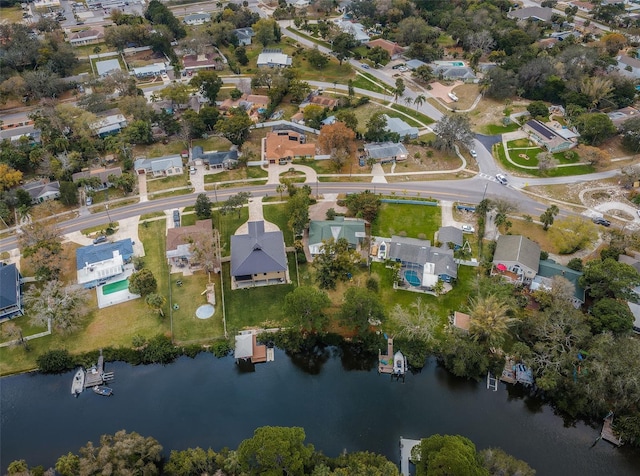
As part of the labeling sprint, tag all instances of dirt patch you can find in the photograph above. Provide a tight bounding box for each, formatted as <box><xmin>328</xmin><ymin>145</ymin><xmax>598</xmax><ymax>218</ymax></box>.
<box><xmin>468</xmin><ymin>98</ymin><xmax>529</xmax><ymax>129</ymax></box>
<box><xmin>309</xmin><ymin>200</ymin><xmax>348</xmax><ymax>221</ymax></box>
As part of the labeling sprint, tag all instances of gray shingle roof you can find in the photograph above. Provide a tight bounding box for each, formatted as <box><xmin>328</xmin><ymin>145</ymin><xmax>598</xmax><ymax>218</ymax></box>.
<box><xmin>364</xmin><ymin>142</ymin><xmax>408</xmax><ymax>159</ymax></box>
<box><xmin>231</xmin><ymin>221</ymin><xmax>287</xmax><ymax>276</ymax></box>
<box><xmin>0</xmin><ymin>263</ymin><xmax>21</xmax><ymax>312</ymax></box>
<box><xmin>437</xmin><ymin>226</ymin><xmax>463</xmax><ymax>247</ymax></box>
<box><xmin>192</xmin><ymin>146</ymin><xmax>239</xmax><ymax>166</ymax></box>
<box><xmin>76</xmin><ymin>239</ymin><xmax>134</xmax><ymax>270</ymax></box>
<box><xmin>387</xmin><ymin>236</ymin><xmax>457</xmax><ymax>279</ymax></box>
<box><xmin>493</xmin><ymin>235</ymin><xmax>540</xmax><ymax>273</ymax></box>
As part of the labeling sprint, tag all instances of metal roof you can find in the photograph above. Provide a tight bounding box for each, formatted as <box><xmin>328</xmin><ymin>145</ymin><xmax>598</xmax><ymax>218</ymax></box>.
<box><xmin>231</xmin><ymin>221</ymin><xmax>287</xmax><ymax>276</ymax></box>
<box><xmin>0</xmin><ymin>264</ymin><xmax>21</xmax><ymax>312</ymax></box>
<box><xmin>76</xmin><ymin>239</ymin><xmax>134</xmax><ymax>270</ymax></box>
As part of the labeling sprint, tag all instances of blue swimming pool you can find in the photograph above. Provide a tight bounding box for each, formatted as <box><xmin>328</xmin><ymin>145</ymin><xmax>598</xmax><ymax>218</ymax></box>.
<box><xmin>404</xmin><ymin>270</ymin><xmax>421</xmax><ymax>287</ymax></box>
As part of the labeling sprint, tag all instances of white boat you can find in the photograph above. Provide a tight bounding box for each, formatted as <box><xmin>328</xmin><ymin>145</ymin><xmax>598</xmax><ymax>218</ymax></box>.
<box><xmin>393</xmin><ymin>351</ymin><xmax>407</xmax><ymax>376</ymax></box>
<box><xmin>71</xmin><ymin>368</ymin><xmax>85</xmax><ymax>397</ymax></box>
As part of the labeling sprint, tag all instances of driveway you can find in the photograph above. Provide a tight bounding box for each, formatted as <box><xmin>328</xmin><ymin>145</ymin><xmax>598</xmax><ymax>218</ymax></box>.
<box><xmin>234</xmin><ymin>196</ymin><xmax>280</xmax><ymax>234</ymax></box>
<box><xmin>266</xmin><ymin>163</ymin><xmax>318</xmax><ymax>185</ymax></box>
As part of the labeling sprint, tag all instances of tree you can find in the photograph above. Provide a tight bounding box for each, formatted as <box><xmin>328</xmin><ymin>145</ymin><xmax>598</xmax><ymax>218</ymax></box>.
<box><xmin>313</xmin><ymin>238</ymin><xmax>360</xmax><ymax>290</ymax></box>
<box><xmin>191</xmin><ymin>70</ymin><xmax>223</xmax><ymax>103</ymax></box>
<box><xmin>339</xmin><ymin>287</ymin><xmax>385</xmax><ymax>333</ymax></box>
<box><xmin>367</xmin><ymin>46</ymin><xmax>390</xmax><ymax>65</ymax></box>
<box><xmin>396</xmin><ymin>17</ymin><xmax>432</xmax><ymax>46</ymax></box>
<box><xmin>188</xmin><ymin>228</ymin><xmax>220</xmax><ymax>273</ymax></box>
<box><xmin>590</xmin><ymin>297</ymin><xmax>634</xmax><ymax>334</ymax></box>
<box><xmin>237</xmin><ymin>426</ymin><xmax>313</xmax><ymax>476</ymax></box>
<box><xmin>195</xmin><ymin>193</ymin><xmax>212</xmax><ymax>219</ymax></box>
<box><xmin>215</xmin><ymin>108</ymin><xmax>252</xmax><ymax>146</ymax></box>
<box><xmin>415</xmin><ymin>434</ymin><xmax>487</xmax><ymax>476</ymax></box>
<box><xmin>165</xmin><ymin>447</ymin><xmax>219</xmax><ymax>476</ymax></box>
<box><xmin>468</xmin><ymin>295</ymin><xmax>514</xmax><ymax>350</ymax></box>
<box><xmin>109</xmin><ymin>173</ymin><xmax>136</xmax><ymax>194</ymax></box>
<box><xmin>540</xmin><ymin>205</ymin><xmax>559</xmax><ymax>230</ymax></box>
<box><xmin>391</xmin><ymin>298</ymin><xmax>439</xmax><ymax>346</ymax></box>
<box><xmin>19</xmin><ymin>222</ymin><xmax>63</xmax><ymax>281</ymax></box>
<box><xmin>128</xmin><ymin>268</ymin><xmax>158</xmax><ymax>296</ymax></box>
<box><xmin>124</xmin><ymin>119</ymin><xmax>154</xmax><ymax>145</ymax></box>
<box><xmin>601</xmin><ymin>32</ymin><xmax>626</xmax><ymax>56</ymax></box>
<box><xmin>221</xmin><ymin>191</ymin><xmax>251</xmax><ymax>218</ymax></box>
<box><xmin>303</xmin><ymin>104</ymin><xmax>326</xmax><ymax>130</ymax></box>
<box><xmin>548</xmin><ymin>217</ymin><xmax>598</xmax><ymax>254</ymax></box>
<box><xmin>345</xmin><ymin>190</ymin><xmax>380</xmax><ymax>222</ymax></box>
<box><xmin>36</xmin><ymin>349</ymin><xmax>74</xmax><ymax>373</ymax></box>
<box><xmin>234</xmin><ymin>45</ymin><xmax>249</xmax><ymax>65</ymax></box>
<box><xmin>306</xmin><ymin>47</ymin><xmax>329</xmax><ymax>69</ymax></box>
<box><xmin>0</xmin><ymin>163</ymin><xmax>23</xmax><ymax>190</ymax></box>
<box><xmin>394</xmin><ymin>78</ymin><xmax>405</xmax><ymax>103</ymax></box>
<box><xmin>284</xmin><ymin>286</ymin><xmax>331</xmax><ymax>332</ymax></box>
<box><xmin>536</xmin><ymin>152</ymin><xmax>558</xmax><ymax>174</ymax></box>
<box><xmin>318</xmin><ymin>122</ymin><xmax>356</xmax><ymax>155</ymax></box>
<box><xmin>364</xmin><ymin>112</ymin><xmax>392</xmax><ymax>142</ymax></box>
<box><xmin>479</xmin><ymin>448</ymin><xmax>535</xmax><ymax>476</ymax></box>
<box><xmin>24</xmin><ymin>280</ymin><xmax>89</xmax><ymax>334</ymax></box>
<box><xmin>146</xmin><ymin>293</ymin><xmax>167</xmax><ymax>317</ymax></box>
<box><xmin>288</xmin><ymin>79</ymin><xmax>311</xmax><ymax>103</ymax></box>
<box><xmin>253</xmin><ymin>18</ymin><xmax>277</xmax><ymax>46</ymax></box>
<box><xmin>620</xmin><ymin>116</ymin><xmax>640</xmax><ymax>153</ymax></box>
<box><xmin>332</xmin><ymin>32</ymin><xmax>357</xmax><ymax>65</ymax></box>
<box><xmin>335</xmin><ymin>110</ymin><xmax>358</xmax><ymax>132</ymax></box>
<box><xmin>55</xmin><ymin>452</ymin><xmax>80</xmax><ymax>476</ymax></box>
<box><xmin>579</xmin><ymin>258</ymin><xmax>640</xmax><ymax>301</ymax></box>
<box><xmin>286</xmin><ymin>187</ymin><xmax>310</xmax><ymax>236</ymax></box>
<box><xmin>527</xmin><ymin>101</ymin><xmax>549</xmax><ymax>119</ymax></box>
<box><xmin>433</xmin><ymin>114</ymin><xmax>474</xmax><ymax>152</ymax></box>
<box><xmin>412</xmin><ymin>66</ymin><xmax>434</xmax><ymax>84</ymax></box>
<box><xmin>78</xmin><ymin>430</ymin><xmax>162</xmax><ymax>475</ymax></box>
<box><xmin>58</xmin><ymin>181</ymin><xmax>78</xmax><ymax>206</ymax></box>
<box><xmin>576</xmin><ymin>144</ymin><xmax>609</xmax><ymax>167</ymax></box>
<box><xmin>573</xmin><ymin>113</ymin><xmax>617</xmax><ymax>146</ymax></box>
<box><xmin>483</xmin><ymin>67</ymin><xmax>518</xmax><ymax>100</ymax></box>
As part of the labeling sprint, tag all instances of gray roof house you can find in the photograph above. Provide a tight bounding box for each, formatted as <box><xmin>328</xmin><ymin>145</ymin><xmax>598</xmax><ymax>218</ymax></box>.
<box><xmin>134</xmin><ymin>155</ymin><xmax>183</xmax><ymax>177</ymax></box>
<box><xmin>523</xmin><ymin>119</ymin><xmax>578</xmax><ymax>153</ymax></box>
<box><xmin>0</xmin><ymin>263</ymin><xmax>24</xmax><ymax>320</ymax></box>
<box><xmin>384</xmin><ymin>236</ymin><xmax>458</xmax><ymax>289</ymax></box>
<box><xmin>616</xmin><ymin>55</ymin><xmax>640</xmax><ymax>79</ymax></box>
<box><xmin>406</xmin><ymin>59</ymin><xmax>427</xmax><ymax>70</ymax></box>
<box><xmin>364</xmin><ymin>142</ymin><xmax>408</xmax><ymax>163</ymax></box>
<box><xmin>192</xmin><ymin>146</ymin><xmax>239</xmax><ymax>169</ymax></box>
<box><xmin>308</xmin><ymin>217</ymin><xmax>366</xmax><ymax>255</ymax></box>
<box><xmin>508</xmin><ymin>6</ymin><xmax>554</xmax><ymax>21</ymax></box>
<box><xmin>72</xmin><ymin>166</ymin><xmax>122</xmax><ymax>190</ymax></box>
<box><xmin>492</xmin><ymin>235</ymin><xmax>540</xmax><ymax>284</ymax></box>
<box><xmin>431</xmin><ymin>63</ymin><xmax>476</xmax><ymax>81</ymax></box>
<box><xmin>230</xmin><ymin>221</ymin><xmax>289</xmax><ymax>289</ymax></box>
<box><xmin>530</xmin><ymin>259</ymin><xmax>586</xmax><ymax>308</ymax></box>
<box><xmin>257</xmin><ymin>49</ymin><xmax>292</xmax><ymax>68</ymax></box>
<box><xmin>76</xmin><ymin>238</ymin><xmax>134</xmax><ymax>288</ymax></box>
<box><xmin>234</xmin><ymin>27</ymin><xmax>255</xmax><ymax>46</ymax></box>
<box><xmin>95</xmin><ymin>59</ymin><xmax>122</xmax><ymax>77</ymax></box>
<box><xmin>21</xmin><ymin>180</ymin><xmax>60</xmax><ymax>204</ymax></box>
<box><xmin>384</xmin><ymin>115</ymin><xmax>418</xmax><ymax>139</ymax></box>
<box><xmin>183</xmin><ymin>12</ymin><xmax>211</xmax><ymax>25</ymax></box>
<box><xmin>436</xmin><ymin>226</ymin><xmax>463</xmax><ymax>249</ymax></box>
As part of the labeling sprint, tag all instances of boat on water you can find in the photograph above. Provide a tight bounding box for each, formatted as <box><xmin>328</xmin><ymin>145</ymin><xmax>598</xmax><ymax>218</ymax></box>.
<box><xmin>393</xmin><ymin>351</ymin><xmax>407</xmax><ymax>376</ymax></box>
<box><xmin>92</xmin><ymin>385</ymin><xmax>113</xmax><ymax>396</ymax></box>
<box><xmin>71</xmin><ymin>368</ymin><xmax>85</xmax><ymax>397</ymax></box>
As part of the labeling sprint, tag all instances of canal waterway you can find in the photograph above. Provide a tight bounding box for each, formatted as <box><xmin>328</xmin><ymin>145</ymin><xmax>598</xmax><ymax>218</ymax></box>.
<box><xmin>1</xmin><ymin>350</ymin><xmax>639</xmax><ymax>475</ymax></box>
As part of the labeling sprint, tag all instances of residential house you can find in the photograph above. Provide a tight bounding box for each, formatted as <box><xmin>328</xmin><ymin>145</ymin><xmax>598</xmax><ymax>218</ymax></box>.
<box><xmin>192</xmin><ymin>146</ymin><xmax>239</xmax><ymax>169</ymax></box>
<box><xmin>76</xmin><ymin>239</ymin><xmax>134</xmax><ymax>288</ymax></box>
<box><xmin>91</xmin><ymin>114</ymin><xmax>127</xmax><ymax>137</ymax></box>
<box><xmin>431</xmin><ymin>62</ymin><xmax>476</xmax><ymax>82</ymax></box>
<box><xmin>72</xmin><ymin>167</ymin><xmax>122</xmax><ymax>191</ymax></box>
<box><xmin>507</xmin><ymin>6</ymin><xmax>554</xmax><ymax>21</ymax></box>
<box><xmin>234</xmin><ymin>329</ymin><xmax>268</xmax><ymax>363</ymax></box>
<box><xmin>182</xmin><ymin>52</ymin><xmax>222</xmax><ymax>73</ymax></box>
<box><xmin>436</xmin><ymin>226</ymin><xmax>463</xmax><ymax>249</ymax></box>
<box><xmin>522</xmin><ymin>119</ymin><xmax>578</xmax><ymax>153</ymax></box>
<box><xmin>306</xmin><ymin>95</ymin><xmax>339</xmax><ymax>109</ymax></box>
<box><xmin>134</xmin><ymin>155</ymin><xmax>183</xmax><ymax>176</ymax></box>
<box><xmin>291</xmin><ymin>111</ymin><xmax>305</xmax><ymax>124</ymax></box>
<box><xmin>608</xmin><ymin>106</ymin><xmax>640</xmax><ymax>128</ymax></box>
<box><xmin>263</xmin><ymin>130</ymin><xmax>316</xmax><ymax>164</ymax></box>
<box><xmin>321</xmin><ymin>115</ymin><xmax>337</xmax><ymax>126</ymax></box>
<box><xmin>131</xmin><ymin>63</ymin><xmax>167</xmax><ymax>79</ymax></box>
<box><xmin>230</xmin><ymin>221</ymin><xmax>289</xmax><ymax>289</ymax></box>
<box><xmin>335</xmin><ymin>19</ymin><xmax>370</xmax><ymax>43</ymax></box>
<box><xmin>366</xmin><ymin>38</ymin><xmax>404</xmax><ymax>60</ymax></box>
<box><xmin>257</xmin><ymin>49</ymin><xmax>292</xmax><ymax>68</ymax></box>
<box><xmin>218</xmin><ymin>93</ymin><xmax>269</xmax><ymax>120</ymax></box>
<box><xmin>233</xmin><ymin>27</ymin><xmax>255</xmax><ymax>46</ymax></box>
<box><xmin>616</xmin><ymin>55</ymin><xmax>640</xmax><ymax>79</ymax></box>
<box><xmin>529</xmin><ymin>259</ymin><xmax>586</xmax><ymax>308</ymax></box>
<box><xmin>619</xmin><ymin>252</ymin><xmax>640</xmax><ymax>274</ymax></box>
<box><xmin>364</xmin><ymin>142</ymin><xmax>408</xmax><ymax>163</ymax></box>
<box><xmin>68</xmin><ymin>28</ymin><xmax>104</xmax><ymax>46</ymax></box>
<box><xmin>307</xmin><ymin>217</ymin><xmax>366</xmax><ymax>255</ymax></box>
<box><xmin>166</xmin><ymin>219</ymin><xmax>212</xmax><ymax>268</ymax></box>
<box><xmin>385</xmin><ymin>236</ymin><xmax>458</xmax><ymax>288</ymax></box>
<box><xmin>492</xmin><ymin>235</ymin><xmax>540</xmax><ymax>284</ymax></box>
<box><xmin>0</xmin><ymin>263</ymin><xmax>24</xmax><ymax>320</ymax></box>
<box><xmin>95</xmin><ymin>59</ymin><xmax>122</xmax><ymax>77</ymax></box>
<box><xmin>20</xmin><ymin>180</ymin><xmax>60</xmax><ymax>204</ymax></box>
<box><xmin>383</xmin><ymin>115</ymin><xmax>418</xmax><ymax>140</ymax></box>
<box><xmin>183</xmin><ymin>12</ymin><xmax>211</xmax><ymax>25</ymax></box>
<box><xmin>33</xmin><ymin>0</ymin><xmax>61</xmax><ymax>10</ymax></box>
<box><xmin>406</xmin><ymin>59</ymin><xmax>427</xmax><ymax>70</ymax></box>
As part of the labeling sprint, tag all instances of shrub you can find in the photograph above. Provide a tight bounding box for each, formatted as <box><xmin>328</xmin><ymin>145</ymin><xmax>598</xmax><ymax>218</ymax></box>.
<box><xmin>182</xmin><ymin>344</ymin><xmax>203</xmax><ymax>358</ymax></box>
<box><xmin>36</xmin><ymin>349</ymin><xmax>74</xmax><ymax>373</ymax></box>
<box><xmin>210</xmin><ymin>340</ymin><xmax>233</xmax><ymax>357</ymax></box>
<box><xmin>141</xmin><ymin>334</ymin><xmax>178</xmax><ymax>364</ymax></box>
<box><xmin>366</xmin><ymin>277</ymin><xmax>379</xmax><ymax>293</ymax></box>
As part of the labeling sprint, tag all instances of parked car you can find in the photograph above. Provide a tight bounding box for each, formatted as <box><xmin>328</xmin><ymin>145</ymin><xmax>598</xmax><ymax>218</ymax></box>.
<box><xmin>495</xmin><ymin>173</ymin><xmax>508</xmax><ymax>185</ymax></box>
<box><xmin>592</xmin><ymin>217</ymin><xmax>611</xmax><ymax>227</ymax></box>
<box><xmin>448</xmin><ymin>92</ymin><xmax>458</xmax><ymax>102</ymax></box>
<box><xmin>461</xmin><ymin>225</ymin><xmax>475</xmax><ymax>233</ymax></box>
<box><xmin>85</xmin><ymin>196</ymin><xmax>93</xmax><ymax>206</ymax></box>
<box><xmin>361</xmin><ymin>63</ymin><xmax>370</xmax><ymax>69</ymax></box>
<box><xmin>93</xmin><ymin>235</ymin><xmax>107</xmax><ymax>244</ymax></box>
<box><xmin>469</xmin><ymin>150</ymin><xmax>477</xmax><ymax>158</ymax></box>
<box><xmin>173</xmin><ymin>209</ymin><xmax>180</xmax><ymax>227</ymax></box>
<box><xmin>189</xmin><ymin>166</ymin><xmax>196</xmax><ymax>175</ymax></box>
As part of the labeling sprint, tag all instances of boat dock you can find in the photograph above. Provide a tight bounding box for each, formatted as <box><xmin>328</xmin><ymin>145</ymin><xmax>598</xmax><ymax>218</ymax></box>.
<box><xmin>84</xmin><ymin>350</ymin><xmax>115</xmax><ymax>388</ymax></box>
<box><xmin>601</xmin><ymin>412</ymin><xmax>623</xmax><ymax>447</ymax></box>
<box><xmin>379</xmin><ymin>338</ymin><xmax>395</xmax><ymax>374</ymax></box>
<box><xmin>399</xmin><ymin>437</ymin><xmax>421</xmax><ymax>476</ymax></box>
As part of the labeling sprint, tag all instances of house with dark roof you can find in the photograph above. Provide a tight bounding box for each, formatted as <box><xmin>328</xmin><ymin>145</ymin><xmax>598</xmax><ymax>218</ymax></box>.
<box><xmin>72</xmin><ymin>167</ymin><xmax>122</xmax><ymax>191</ymax></box>
<box><xmin>182</xmin><ymin>52</ymin><xmax>222</xmax><ymax>73</ymax></box>
<box><xmin>383</xmin><ymin>115</ymin><xmax>418</xmax><ymax>140</ymax></box>
<box><xmin>192</xmin><ymin>146</ymin><xmax>239</xmax><ymax>169</ymax></box>
<box><xmin>234</xmin><ymin>28</ymin><xmax>255</xmax><ymax>46</ymax></box>
<box><xmin>492</xmin><ymin>235</ymin><xmax>540</xmax><ymax>284</ymax></box>
<box><xmin>436</xmin><ymin>226</ymin><xmax>463</xmax><ymax>249</ymax></box>
<box><xmin>76</xmin><ymin>239</ymin><xmax>134</xmax><ymax>288</ymax></box>
<box><xmin>166</xmin><ymin>219</ymin><xmax>212</xmax><ymax>269</ymax></box>
<box><xmin>364</xmin><ymin>142</ymin><xmax>408</xmax><ymax>163</ymax></box>
<box><xmin>21</xmin><ymin>180</ymin><xmax>60</xmax><ymax>204</ymax></box>
<box><xmin>384</xmin><ymin>236</ymin><xmax>458</xmax><ymax>289</ymax></box>
<box><xmin>523</xmin><ymin>119</ymin><xmax>578</xmax><ymax>153</ymax></box>
<box><xmin>230</xmin><ymin>221</ymin><xmax>289</xmax><ymax>289</ymax></box>
<box><xmin>134</xmin><ymin>155</ymin><xmax>183</xmax><ymax>176</ymax></box>
<box><xmin>431</xmin><ymin>63</ymin><xmax>476</xmax><ymax>82</ymax></box>
<box><xmin>308</xmin><ymin>217</ymin><xmax>366</xmax><ymax>256</ymax></box>
<box><xmin>0</xmin><ymin>263</ymin><xmax>24</xmax><ymax>320</ymax></box>
<box><xmin>530</xmin><ymin>259</ymin><xmax>586</xmax><ymax>308</ymax></box>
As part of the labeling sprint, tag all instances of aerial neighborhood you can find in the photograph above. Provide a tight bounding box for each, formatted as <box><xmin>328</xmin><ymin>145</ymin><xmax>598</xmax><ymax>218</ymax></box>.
<box><xmin>2</xmin><ymin>0</ymin><xmax>640</xmax><ymax>471</ymax></box>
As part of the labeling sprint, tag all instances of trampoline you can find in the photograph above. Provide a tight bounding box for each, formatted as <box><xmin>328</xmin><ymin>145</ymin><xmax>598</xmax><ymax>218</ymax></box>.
<box><xmin>196</xmin><ymin>304</ymin><xmax>215</xmax><ymax>319</ymax></box>
<box><xmin>404</xmin><ymin>270</ymin><xmax>421</xmax><ymax>287</ymax></box>
<box><xmin>102</xmin><ymin>279</ymin><xmax>129</xmax><ymax>295</ymax></box>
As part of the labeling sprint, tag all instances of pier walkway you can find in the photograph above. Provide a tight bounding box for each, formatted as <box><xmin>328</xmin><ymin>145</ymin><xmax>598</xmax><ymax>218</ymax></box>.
<box><xmin>379</xmin><ymin>338</ymin><xmax>395</xmax><ymax>374</ymax></box>
<box><xmin>399</xmin><ymin>437</ymin><xmax>421</xmax><ymax>476</ymax></box>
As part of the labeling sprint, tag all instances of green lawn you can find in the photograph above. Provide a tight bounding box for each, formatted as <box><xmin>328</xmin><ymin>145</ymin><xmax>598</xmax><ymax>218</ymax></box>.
<box><xmin>292</xmin><ymin>158</ymin><xmax>336</xmax><ymax>174</ymax></box>
<box><xmin>203</xmin><ymin>167</ymin><xmax>268</xmax><ymax>184</ymax></box>
<box><xmin>213</xmin><ymin>208</ymin><xmax>249</xmax><ymax>256</ymax></box>
<box><xmin>263</xmin><ymin>203</ymin><xmax>294</xmax><ymax>246</ymax></box>
<box><xmin>390</xmin><ymin>104</ymin><xmax>436</xmax><ymax>125</ymax></box>
<box><xmin>146</xmin><ymin>174</ymin><xmax>189</xmax><ymax>193</ymax></box>
<box><xmin>478</xmin><ymin>123</ymin><xmax>521</xmax><ymax>135</ymax></box>
<box><xmin>371</xmin><ymin>203</ymin><xmax>442</xmax><ymax>239</ymax></box>
<box><xmin>351</xmin><ymin>73</ymin><xmax>394</xmax><ymax>95</ymax></box>
<box><xmin>286</xmin><ymin>27</ymin><xmax>331</xmax><ymax>48</ymax></box>
<box><xmin>495</xmin><ymin>143</ymin><xmax>595</xmax><ymax>178</ymax></box>
<box><xmin>295</xmin><ymin>56</ymin><xmax>355</xmax><ymax>83</ymax></box>
<box><xmin>149</xmin><ymin>188</ymin><xmax>194</xmax><ymax>200</ymax></box>
<box><xmin>3</xmin><ymin>5</ymin><xmax>25</xmax><ymax>22</ymax></box>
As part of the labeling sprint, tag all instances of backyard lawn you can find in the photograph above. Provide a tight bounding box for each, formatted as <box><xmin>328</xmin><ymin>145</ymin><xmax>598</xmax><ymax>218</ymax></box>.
<box><xmin>371</xmin><ymin>203</ymin><xmax>442</xmax><ymax>239</ymax></box>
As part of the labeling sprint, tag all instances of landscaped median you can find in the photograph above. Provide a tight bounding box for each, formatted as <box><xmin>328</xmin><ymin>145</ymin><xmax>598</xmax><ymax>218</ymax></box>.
<box><xmin>494</xmin><ymin>142</ymin><xmax>595</xmax><ymax>177</ymax></box>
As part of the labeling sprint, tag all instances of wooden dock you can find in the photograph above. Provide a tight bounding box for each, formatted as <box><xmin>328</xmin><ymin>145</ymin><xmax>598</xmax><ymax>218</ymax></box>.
<box><xmin>84</xmin><ymin>350</ymin><xmax>115</xmax><ymax>388</ymax></box>
<box><xmin>399</xmin><ymin>437</ymin><xmax>421</xmax><ymax>476</ymax></box>
<box><xmin>378</xmin><ymin>338</ymin><xmax>395</xmax><ymax>374</ymax></box>
<box><xmin>601</xmin><ymin>413</ymin><xmax>623</xmax><ymax>447</ymax></box>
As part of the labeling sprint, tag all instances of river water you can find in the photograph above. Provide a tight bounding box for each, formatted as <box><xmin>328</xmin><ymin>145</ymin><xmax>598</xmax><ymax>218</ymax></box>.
<box><xmin>1</xmin><ymin>350</ymin><xmax>639</xmax><ymax>475</ymax></box>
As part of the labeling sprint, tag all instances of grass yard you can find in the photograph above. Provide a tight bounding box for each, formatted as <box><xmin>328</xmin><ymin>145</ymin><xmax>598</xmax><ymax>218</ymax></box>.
<box><xmin>292</xmin><ymin>158</ymin><xmax>337</xmax><ymax>174</ymax></box>
<box><xmin>478</xmin><ymin>123</ymin><xmax>522</xmax><ymax>135</ymax></box>
<box><xmin>352</xmin><ymin>103</ymin><xmax>396</xmax><ymax>134</ymax></box>
<box><xmin>3</xmin><ymin>5</ymin><xmax>25</xmax><ymax>22</ymax></box>
<box><xmin>192</xmin><ymin>136</ymin><xmax>233</xmax><ymax>151</ymax></box>
<box><xmin>390</xmin><ymin>104</ymin><xmax>435</xmax><ymax>126</ymax></box>
<box><xmin>371</xmin><ymin>203</ymin><xmax>441</xmax><ymax>239</ymax></box>
<box><xmin>146</xmin><ymin>174</ymin><xmax>189</xmax><ymax>193</ymax></box>
<box><xmin>286</xmin><ymin>27</ymin><xmax>331</xmax><ymax>48</ymax></box>
<box><xmin>352</xmin><ymin>73</ymin><xmax>394</xmax><ymax>95</ymax></box>
<box><xmin>495</xmin><ymin>143</ymin><xmax>595</xmax><ymax>178</ymax></box>
<box><xmin>203</xmin><ymin>167</ymin><xmax>268</xmax><ymax>184</ymax></box>
<box><xmin>149</xmin><ymin>188</ymin><xmax>194</xmax><ymax>200</ymax></box>
<box><xmin>263</xmin><ymin>203</ymin><xmax>294</xmax><ymax>246</ymax></box>
<box><xmin>295</xmin><ymin>57</ymin><xmax>355</xmax><ymax>83</ymax></box>
<box><xmin>507</xmin><ymin>219</ymin><xmax>561</xmax><ymax>254</ymax></box>
<box><xmin>135</xmin><ymin>142</ymin><xmax>188</xmax><ymax>158</ymax></box>
<box><xmin>213</xmin><ymin>208</ymin><xmax>249</xmax><ymax>256</ymax></box>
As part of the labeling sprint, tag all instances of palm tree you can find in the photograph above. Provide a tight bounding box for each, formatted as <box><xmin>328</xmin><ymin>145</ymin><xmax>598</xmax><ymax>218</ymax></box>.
<box><xmin>403</xmin><ymin>96</ymin><xmax>413</xmax><ymax>108</ymax></box>
<box><xmin>146</xmin><ymin>293</ymin><xmax>167</xmax><ymax>317</ymax></box>
<box><xmin>468</xmin><ymin>294</ymin><xmax>514</xmax><ymax>350</ymax></box>
<box><xmin>276</xmin><ymin>184</ymin><xmax>285</xmax><ymax>201</ymax></box>
<box><xmin>414</xmin><ymin>94</ymin><xmax>426</xmax><ymax>112</ymax></box>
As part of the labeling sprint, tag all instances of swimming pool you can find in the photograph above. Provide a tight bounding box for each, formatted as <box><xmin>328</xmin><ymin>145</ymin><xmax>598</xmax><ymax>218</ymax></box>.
<box><xmin>102</xmin><ymin>279</ymin><xmax>129</xmax><ymax>295</ymax></box>
<box><xmin>404</xmin><ymin>270</ymin><xmax>421</xmax><ymax>287</ymax></box>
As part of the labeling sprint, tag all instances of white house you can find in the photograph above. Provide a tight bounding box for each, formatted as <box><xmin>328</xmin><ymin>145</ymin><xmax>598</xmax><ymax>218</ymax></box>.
<box><xmin>616</xmin><ymin>55</ymin><xmax>640</xmax><ymax>78</ymax></box>
<box><xmin>95</xmin><ymin>59</ymin><xmax>122</xmax><ymax>77</ymax></box>
<box><xmin>257</xmin><ymin>49</ymin><xmax>292</xmax><ymax>68</ymax></box>
<box><xmin>134</xmin><ymin>155</ymin><xmax>183</xmax><ymax>176</ymax></box>
<box><xmin>91</xmin><ymin>114</ymin><xmax>128</xmax><ymax>137</ymax></box>
<box><xmin>335</xmin><ymin>19</ymin><xmax>370</xmax><ymax>43</ymax></box>
<box><xmin>183</xmin><ymin>12</ymin><xmax>211</xmax><ymax>25</ymax></box>
<box><xmin>233</xmin><ymin>28</ymin><xmax>255</xmax><ymax>46</ymax></box>
<box><xmin>131</xmin><ymin>63</ymin><xmax>167</xmax><ymax>79</ymax></box>
<box><xmin>76</xmin><ymin>239</ymin><xmax>134</xmax><ymax>289</ymax></box>
<box><xmin>384</xmin><ymin>115</ymin><xmax>418</xmax><ymax>140</ymax></box>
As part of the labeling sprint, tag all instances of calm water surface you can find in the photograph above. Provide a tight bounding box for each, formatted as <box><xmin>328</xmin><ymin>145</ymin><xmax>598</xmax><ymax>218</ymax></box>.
<box><xmin>1</xmin><ymin>350</ymin><xmax>639</xmax><ymax>475</ymax></box>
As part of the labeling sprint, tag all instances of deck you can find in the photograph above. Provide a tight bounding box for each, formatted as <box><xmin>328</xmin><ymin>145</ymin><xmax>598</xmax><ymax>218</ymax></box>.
<box><xmin>399</xmin><ymin>437</ymin><xmax>421</xmax><ymax>476</ymax></box>
<box><xmin>601</xmin><ymin>414</ymin><xmax>623</xmax><ymax>446</ymax></box>
<box><xmin>378</xmin><ymin>338</ymin><xmax>395</xmax><ymax>374</ymax></box>
<box><xmin>84</xmin><ymin>350</ymin><xmax>115</xmax><ymax>388</ymax></box>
